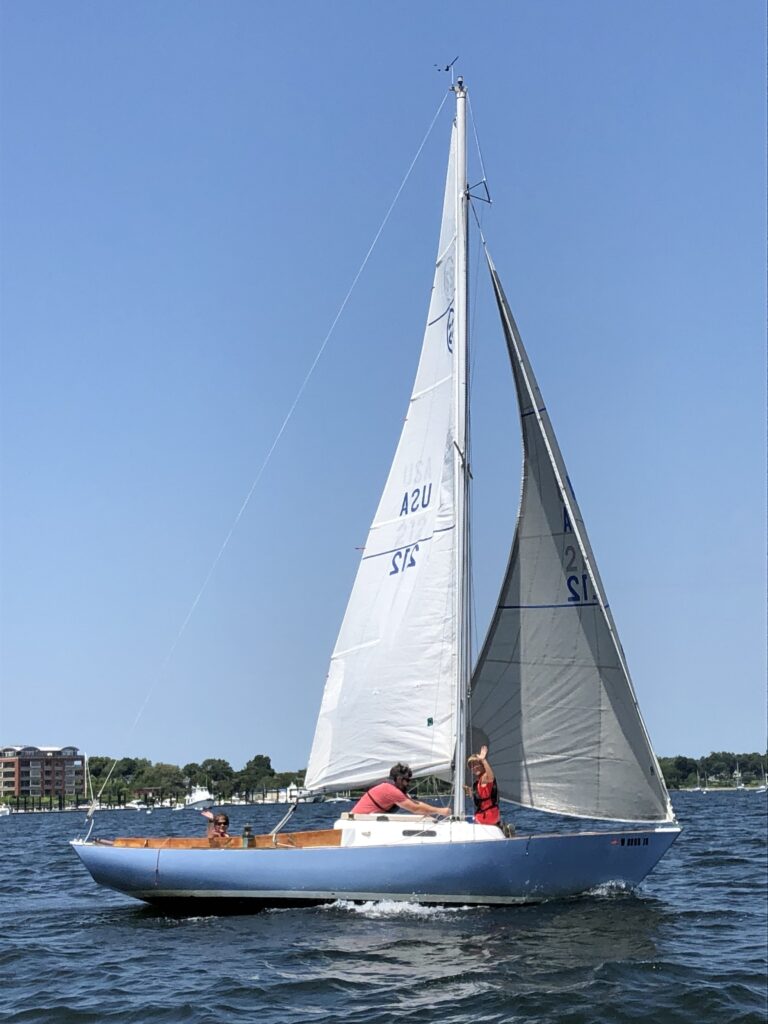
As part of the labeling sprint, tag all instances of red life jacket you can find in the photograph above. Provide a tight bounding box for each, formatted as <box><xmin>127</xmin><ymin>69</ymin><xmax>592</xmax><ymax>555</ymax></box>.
<box><xmin>472</xmin><ymin>777</ymin><xmax>499</xmax><ymax>822</ymax></box>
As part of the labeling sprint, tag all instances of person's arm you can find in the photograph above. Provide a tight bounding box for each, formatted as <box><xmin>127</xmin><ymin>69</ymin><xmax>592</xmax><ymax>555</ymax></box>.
<box><xmin>399</xmin><ymin>796</ymin><xmax>451</xmax><ymax>817</ymax></box>
<box><xmin>201</xmin><ymin>808</ymin><xmax>214</xmax><ymax>837</ymax></box>
<box><xmin>476</xmin><ymin>745</ymin><xmax>494</xmax><ymax>786</ymax></box>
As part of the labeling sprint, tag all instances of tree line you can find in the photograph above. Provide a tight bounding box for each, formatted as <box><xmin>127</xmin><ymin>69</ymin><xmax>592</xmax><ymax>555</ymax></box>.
<box><xmin>82</xmin><ymin>749</ymin><xmax>767</xmax><ymax>802</ymax></box>
<box><xmin>86</xmin><ymin>753</ymin><xmax>305</xmax><ymax>803</ymax></box>
<box><xmin>657</xmin><ymin>751</ymin><xmax>767</xmax><ymax>789</ymax></box>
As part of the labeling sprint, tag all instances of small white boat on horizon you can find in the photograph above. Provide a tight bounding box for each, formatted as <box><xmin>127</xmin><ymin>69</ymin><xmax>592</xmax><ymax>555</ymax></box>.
<box><xmin>174</xmin><ymin>785</ymin><xmax>215</xmax><ymax>810</ymax></box>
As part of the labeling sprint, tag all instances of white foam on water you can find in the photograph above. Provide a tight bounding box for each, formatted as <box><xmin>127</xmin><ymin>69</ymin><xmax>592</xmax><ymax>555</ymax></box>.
<box><xmin>163</xmin><ymin>915</ymin><xmax>220</xmax><ymax>924</ymax></box>
<box><xmin>324</xmin><ymin>899</ymin><xmax>468</xmax><ymax>918</ymax></box>
<box><xmin>586</xmin><ymin>880</ymin><xmax>635</xmax><ymax>898</ymax></box>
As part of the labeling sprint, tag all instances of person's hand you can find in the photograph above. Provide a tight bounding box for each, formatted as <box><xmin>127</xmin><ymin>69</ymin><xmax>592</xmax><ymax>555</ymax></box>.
<box><xmin>479</xmin><ymin>745</ymin><xmax>488</xmax><ymax>760</ymax></box>
<box><xmin>462</xmin><ymin>784</ymin><xmax>471</xmax><ymax>795</ymax></box>
<box><xmin>201</xmin><ymin>809</ymin><xmax>213</xmax><ymax>820</ymax></box>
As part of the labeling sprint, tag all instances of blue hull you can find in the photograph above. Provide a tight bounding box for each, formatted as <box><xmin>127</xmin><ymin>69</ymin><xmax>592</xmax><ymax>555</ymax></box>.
<box><xmin>72</xmin><ymin>827</ymin><xmax>680</xmax><ymax>910</ymax></box>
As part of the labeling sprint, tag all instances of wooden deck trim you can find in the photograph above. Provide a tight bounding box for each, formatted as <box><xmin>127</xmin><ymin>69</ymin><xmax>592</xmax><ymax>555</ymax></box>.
<box><xmin>110</xmin><ymin>828</ymin><xmax>343</xmax><ymax>850</ymax></box>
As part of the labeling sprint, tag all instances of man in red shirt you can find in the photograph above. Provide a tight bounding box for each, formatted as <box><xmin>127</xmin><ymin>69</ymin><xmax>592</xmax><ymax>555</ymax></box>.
<box><xmin>352</xmin><ymin>763</ymin><xmax>452</xmax><ymax>817</ymax></box>
<box><xmin>464</xmin><ymin>745</ymin><xmax>500</xmax><ymax>826</ymax></box>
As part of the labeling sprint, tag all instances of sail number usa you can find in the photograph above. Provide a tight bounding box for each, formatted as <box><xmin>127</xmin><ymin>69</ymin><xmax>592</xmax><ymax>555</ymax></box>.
<box><xmin>399</xmin><ymin>484</ymin><xmax>432</xmax><ymax>517</ymax></box>
<box><xmin>389</xmin><ymin>483</ymin><xmax>432</xmax><ymax>576</ymax></box>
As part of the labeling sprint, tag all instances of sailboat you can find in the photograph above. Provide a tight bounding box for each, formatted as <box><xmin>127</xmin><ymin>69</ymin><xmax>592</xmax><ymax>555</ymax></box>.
<box><xmin>72</xmin><ymin>78</ymin><xmax>680</xmax><ymax>909</ymax></box>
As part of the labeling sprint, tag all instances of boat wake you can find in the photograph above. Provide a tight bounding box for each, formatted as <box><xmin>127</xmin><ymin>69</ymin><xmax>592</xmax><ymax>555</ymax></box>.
<box><xmin>325</xmin><ymin>899</ymin><xmax>468</xmax><ymax>919</ymax></box>
<box><xmin>585</xmin><ymin>880</ymin><xmax>636</xmax><ymax>899</ymax></box>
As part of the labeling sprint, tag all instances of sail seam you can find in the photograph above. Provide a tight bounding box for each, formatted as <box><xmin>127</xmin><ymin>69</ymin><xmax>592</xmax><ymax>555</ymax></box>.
<box><xmin>361</xmin><ymin>526</ymin><xmax>455</xmax><ymax>561</ymax></box>
<box><xmin>331</xmin><ymin>639</ymin><xmax>380</xmax><ymax>659</ymax></box>
<box><xmin>436</xmin><ymin>235</ymin><xmax>457</xmax><ymax>267</ymax></box>
<box><xmin>428</xmin><ymin>303</ymin><xmax>453</xmax><ymax>327</ymax></box>
<box><xmin>410</xmin><ymin>374</ymin><xmax>452</xmax><ymax>400</ymax></box>
<box><xmin>499</xmin><ymin>602</ymin><xmax>599</xmax><ymax>609</ymax></box>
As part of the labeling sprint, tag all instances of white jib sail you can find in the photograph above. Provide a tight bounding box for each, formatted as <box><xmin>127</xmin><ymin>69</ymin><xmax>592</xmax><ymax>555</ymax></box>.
<box><xmin>305</xmin><ymin>124</ymin><xmax>460</xmax><ymax>794</ymax></box>
<box><xmin>470</xmin><ymin>254</ymin><xmax>674</xmax><ymax>823</ymax></box>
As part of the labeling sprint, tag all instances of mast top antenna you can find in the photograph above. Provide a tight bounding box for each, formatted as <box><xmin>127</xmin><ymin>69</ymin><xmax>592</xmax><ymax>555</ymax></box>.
<box><xmin>435</xmin><ymin>56</ymin><xmax>460</xmax><ymax>85</ymax></box>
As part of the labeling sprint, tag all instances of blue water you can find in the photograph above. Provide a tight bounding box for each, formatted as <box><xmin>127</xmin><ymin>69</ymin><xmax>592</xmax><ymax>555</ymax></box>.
<box><xmin>1</xmin><ymin>792</ymin><xmax>765</xmax><ymax>1023</ymax></box>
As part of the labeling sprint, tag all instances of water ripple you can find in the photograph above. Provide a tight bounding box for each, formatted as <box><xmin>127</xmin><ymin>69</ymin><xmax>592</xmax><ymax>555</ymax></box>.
<box><xmin>0</xmin><ymin>793</ymin><xmax>766</xmax><ymax>1023</ymax></box>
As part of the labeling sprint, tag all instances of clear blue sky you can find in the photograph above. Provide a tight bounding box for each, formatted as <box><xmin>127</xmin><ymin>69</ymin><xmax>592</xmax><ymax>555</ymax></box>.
<box><xmin>1</xmin><ymin>2</ymin><xmax>765</xmax><ymax>773</ymax></box>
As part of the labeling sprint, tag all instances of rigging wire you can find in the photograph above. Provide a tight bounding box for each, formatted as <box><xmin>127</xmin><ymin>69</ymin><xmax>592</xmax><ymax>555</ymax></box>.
<box><xmin>467</xmin><ymin>94</ymin><xmax>490</xmax><ymax>194</ymax></box>
<box><xmin>81</xmin><ymin>89</ymin><xmax>451</xmax><ymax>826</ymax></box>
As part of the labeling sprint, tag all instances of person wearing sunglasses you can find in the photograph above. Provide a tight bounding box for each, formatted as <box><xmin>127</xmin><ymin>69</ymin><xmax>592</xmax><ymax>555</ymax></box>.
<box><xmin>352</xmin><ymin>762</ymin><xmax>451</xmax><ymax>817</ymax></box>
<box><xmin>201</xmin><ymin>808</ymin><xmax>231</xmax><ymax>838</ymax></box>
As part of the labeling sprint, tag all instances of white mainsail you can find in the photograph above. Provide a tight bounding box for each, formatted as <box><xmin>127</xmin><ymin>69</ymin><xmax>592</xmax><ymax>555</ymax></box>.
<box><xmin>470</xmin><ymin>254</ymin><xmax>674</xmax><ymax>823</ymax></box>
<box><xmin>305</xmin><ymin>123</ymin><xmax>461</xmax><ymax>793</ymax></box>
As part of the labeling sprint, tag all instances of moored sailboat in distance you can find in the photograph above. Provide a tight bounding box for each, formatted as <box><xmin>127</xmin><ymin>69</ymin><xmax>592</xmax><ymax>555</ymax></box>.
<box><xmin>72</xmin><ymin>77</ymin><xmax>680</xmax><ymax>909</ymax></box>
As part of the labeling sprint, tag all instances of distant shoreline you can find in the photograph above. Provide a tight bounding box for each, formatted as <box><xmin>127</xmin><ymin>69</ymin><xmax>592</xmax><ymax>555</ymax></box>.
<box><xmin>678</xmin><ymin>786</ymin><xmax>765</xmax><ymax>792</ymax></box>
<box><xmin>2</xmin><ymin>788</ymin><xmax>765</xmax><ymax>816</ymax></box>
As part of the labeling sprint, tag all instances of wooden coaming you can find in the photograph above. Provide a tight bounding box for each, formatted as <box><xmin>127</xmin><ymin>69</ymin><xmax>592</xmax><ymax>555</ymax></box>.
<box><xmin>108</xmin><ymin>828</ymin><xmax>343</xmax><ymax>850</ymax></box>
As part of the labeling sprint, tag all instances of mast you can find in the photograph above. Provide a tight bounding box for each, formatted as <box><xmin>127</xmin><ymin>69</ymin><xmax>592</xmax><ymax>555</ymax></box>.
<box><xmin>452</xmin><ymin>76</ymin><xmax>470</xmax><ymax>817</ymax></box>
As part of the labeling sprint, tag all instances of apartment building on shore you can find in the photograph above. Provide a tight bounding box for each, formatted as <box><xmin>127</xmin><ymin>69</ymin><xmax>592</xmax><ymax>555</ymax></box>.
<box><xmin>1</xmin><ymin>745</ymin><xmax>85</xmax><ymax>799</ymax></box>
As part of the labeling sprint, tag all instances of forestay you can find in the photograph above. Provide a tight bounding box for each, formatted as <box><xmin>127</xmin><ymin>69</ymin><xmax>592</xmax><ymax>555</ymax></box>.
<box><xmin>470</xmin><ymin>254</ymin><xmax>674</xmax><ymax>823</ymax></box>
<box><xmin>305</xmin><ymin>124</ymin><xmax>461</xmax><ymax>793</ymax></box>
